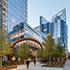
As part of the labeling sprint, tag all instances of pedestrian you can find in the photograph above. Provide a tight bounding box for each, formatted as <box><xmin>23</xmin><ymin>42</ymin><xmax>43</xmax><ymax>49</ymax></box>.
<box><xmin>26</xmin><ymin>58</ymin><xmax>31</xmax><ymax>69</ymax></box>
<box><xmin>33</xmin><ymin>56</ymin><xmax>36</xmax><ymax>66</ymax></box>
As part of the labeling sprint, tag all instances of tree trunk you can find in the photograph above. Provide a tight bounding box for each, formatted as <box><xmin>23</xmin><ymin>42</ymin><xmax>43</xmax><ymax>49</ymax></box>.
<box><xmin>57</xmin><ymin>57</ymin><xmax>60</xmax><ymax>63</ymax></box>
<box><xmin>49</xmin><ymin>56</ymin><xmax>51</xmax><ymax>65</ymax></box>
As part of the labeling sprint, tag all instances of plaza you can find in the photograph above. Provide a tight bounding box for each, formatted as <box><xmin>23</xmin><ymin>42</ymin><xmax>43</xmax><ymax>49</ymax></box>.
<box><xmin>0</xmin><ymin>0</ymin><xmax>69</xmax><ymax>70</ymax></box>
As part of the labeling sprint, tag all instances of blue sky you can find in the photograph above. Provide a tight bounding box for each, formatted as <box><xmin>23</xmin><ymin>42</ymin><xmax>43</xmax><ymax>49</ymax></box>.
<box><xmin>28</xmin><ymin>0</ymin><xmax>70</xmax><ymax>52</ymax></box>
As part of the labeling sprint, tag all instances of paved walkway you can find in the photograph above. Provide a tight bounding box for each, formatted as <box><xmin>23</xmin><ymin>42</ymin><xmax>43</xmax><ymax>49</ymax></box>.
<box><xmin>9</xmin><ymin>62</ymin><xmax>63</xmax><ymax>70</ymax></box>
<box><xmin>8</xmin><ymin>68</ymin><xmax>17</xmax><ymax>70</ymax></box>
<box><xmin>63</xmin><ymin>60</ymin><xmax>70</xmax><ymax>70</ymax></box>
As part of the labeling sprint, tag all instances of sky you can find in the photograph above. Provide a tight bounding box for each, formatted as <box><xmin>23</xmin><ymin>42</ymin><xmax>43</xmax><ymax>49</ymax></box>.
<box><xmin>28</xmin><ymin>0</ymin><xmax>70</xmax><ymax>52</ymax></box>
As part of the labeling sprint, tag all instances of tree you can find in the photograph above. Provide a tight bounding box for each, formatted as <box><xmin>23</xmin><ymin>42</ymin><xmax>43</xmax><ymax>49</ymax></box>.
<box><xmin>38</xmin><ymin>33</ymin><xmax>66</xmax><ymax>66</ymax></box>
<box><xmin>0</xmin><ymin>31</ymin><xmax>12</xmax><ymax>57</ymax></box>
<box><xmin>0</xmin><ymin>29</ymin><xmax>12</xmax><ymax>67</ymax></box>
<box><xmin>51</xmin><ymin>44</ymin><xmax>66</xmax><ymax>63</ymax></box>
<box><xmin>15</xmin><ymin>44</ymin><xmax>30</xmax><ymax>59</ymax></box>
<box><xmin>37</xmin><ymin>34</ymin><xmax>55</xmax><ymax>64</ymax></box>
<box><xmin>0</xmin><ymin>29</ymin><xmax>6</xmax><ymax>67</ymax></box>
<box><xmin>37</xmin><ymin>49</ymin><xmax>43</xmax><ymax>58</ymax></box>
<box><xmin>43</xmin><ymin>34</ymin><xmax>55</xmax><ymax>56</ymax></box>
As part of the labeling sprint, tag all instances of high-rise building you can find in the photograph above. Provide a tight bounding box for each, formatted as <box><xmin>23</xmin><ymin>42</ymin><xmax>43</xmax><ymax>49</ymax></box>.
<box><xmin>35</xmin><ymin>9</ymin><xmax>67</xmax><ymax>47</ymax></box>
<box><xmin>0</xmin><ymin>0</ymin><xmax>8</xmax><ymax>31</ymax></box>
<box><xmin>52</xmin><ymin>8</ymin><xmax>67</xmax><ymax>47</ymax></box>
<box><xmin>40</xmin><ymin>16</ymin><xmax>50</xmax><ymax>34</ymax></box>
<box><xmin>8</xmin><ymin>0</ymin><xmax>28</xmax><ymax>32</ymax></box>
<box><xmin>34</xmin><ymin>26</ymin><xmax>40</xmax><ymax>33</ymax></box>
<box><xmin>39</xmin><ymin>16</ymin><xmax>51</xmax><ymax>39</ymax></box>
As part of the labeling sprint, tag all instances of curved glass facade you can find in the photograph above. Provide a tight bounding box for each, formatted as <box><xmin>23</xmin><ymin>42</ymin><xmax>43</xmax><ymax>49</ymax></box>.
<box><xmin>8</xmin><ymin>0</ymin><xmax>28</xmax><ymax>32</ymax></box>
<box><xmin>39</xmin><ymin>8</ymin><xmax>67</xmax><ymax>47</ymax></box>
<box><xmin>8</xmin><ymin>22</ymin><xmax>42</xmax><ymax>44</ymax></box>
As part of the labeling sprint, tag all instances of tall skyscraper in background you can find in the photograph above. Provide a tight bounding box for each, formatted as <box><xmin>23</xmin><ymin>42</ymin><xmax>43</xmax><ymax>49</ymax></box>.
<box><xmin>40</xmin><ymin>16</ymin><xmax>50</xmax><ymax>34</ymax></box>
<box><xmin>0</xmin><ymin>0</ymin><xmax>8</xmax><ymax>31</ymax></box>
<box><xmin>40</xmin><ymin>16</ymin><xmax>51</xmax><ymax>39</ymax></box>
<box><xmin>52</xmin><ymin>8</ymin><xmax>67</xmax><ymax>47</ymax></box>
<box><xmin>8</xmin><ymin>0</ymin><xmax>28</xmax><ymax>32</ymax></box>
<box><xmin>36</xmin><ymin>8</ymin><xmax>68</xmax><ymax>48</ymax></box>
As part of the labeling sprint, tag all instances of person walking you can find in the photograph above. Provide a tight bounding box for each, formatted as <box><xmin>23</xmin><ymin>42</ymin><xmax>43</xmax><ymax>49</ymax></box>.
<box><xmin>33</xmin><ymin>56</ymin><xmax>36</xmax><ymax>66</ymax></box>
<box><xmin>26</xmin><ymin>58</ymin><xmax>31</xmax><ymax>69</ymax></box>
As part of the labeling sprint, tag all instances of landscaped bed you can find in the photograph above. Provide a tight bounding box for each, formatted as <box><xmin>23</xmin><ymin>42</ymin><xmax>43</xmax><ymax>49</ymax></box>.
<box><xmin>0</xmin><ymin>65</ymin><xmax>17</xmax><ymax>70</ymax></box>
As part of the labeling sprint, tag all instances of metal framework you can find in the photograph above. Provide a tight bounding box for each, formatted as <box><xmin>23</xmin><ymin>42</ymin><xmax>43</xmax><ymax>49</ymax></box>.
<box><xmin>12</xmin><ymin>38</ymin><xmax>43</xmax><ymax>50</ymax></box>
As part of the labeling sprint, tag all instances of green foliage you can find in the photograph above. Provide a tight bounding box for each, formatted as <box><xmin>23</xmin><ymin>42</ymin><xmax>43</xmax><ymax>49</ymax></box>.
<box><xmin>0</xmin><ymin>30</ymin><xmax>12</xmax><ymax>57</ymax></box>
<box><xmin>38</xmin><ymin>34</ymin><xmax>66</xmax><ymax>59</ymax></box>
<box><xmin>51</xmin><ymin>44</ymin><xmax>65</xmax><ymax>57</ymax></box>
<box><xmin>43</xmin><ymin>34</ymin><xmax>55</xmax><ymax>57</ymax></box>
<box><xmin>37</xmin><ymin>49</ymin><xmax>43</xmax><ymax>58</ymax></box>
<box><xmin>15</xmin><ymin>44</ymin><xmax>31</xmax><ymax>59</ymax></box>
<box><xmin>0</xmin><ymin>29</ymin><xmax>12</xmax><ymax>67</ymax></box>
<box><xmin>0</xmin><ymin>47</ymin><xmax>13</xmax><ymax>57</ymax></box>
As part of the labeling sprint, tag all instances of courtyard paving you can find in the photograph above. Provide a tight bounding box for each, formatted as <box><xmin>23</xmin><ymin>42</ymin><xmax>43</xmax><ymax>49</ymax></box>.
<box><xmin>9</xmin><ymin>61</ymin><xmax>63</xmax><ymax>70</ymax></box>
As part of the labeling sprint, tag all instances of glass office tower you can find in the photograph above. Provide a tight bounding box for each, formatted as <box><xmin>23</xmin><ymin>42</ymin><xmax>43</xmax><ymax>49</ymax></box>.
<box><xmin>52</xmin><ymin>8</ymin><xmax>67</xmax><ymax>47</ymax></box>
<box><xmin>40</xmin><ymin>16</ymin><xmax>50</xmax><ymax>35</ymax></box>
<box><xmin>8</xmin><ymin>0</ymin><xmax>28</xmax><ymax>32</ymax></box>
<box><xmin>38</xmin><ymin>9</ymin><xmax>67</xmax><ymax>48</ymax></box>
<box><xmin>0</xmin><ymin>0</ymin><xmax>8</xmax><ymax>31</ymax></box>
